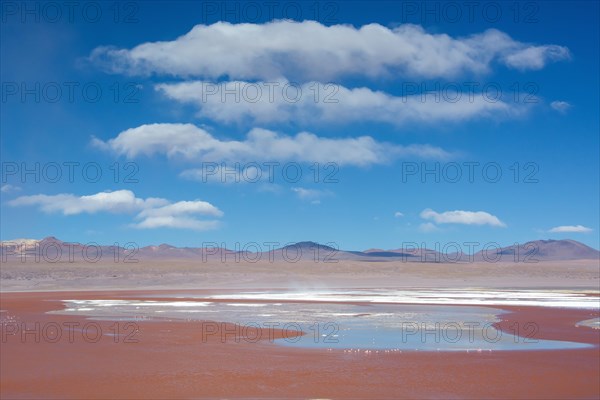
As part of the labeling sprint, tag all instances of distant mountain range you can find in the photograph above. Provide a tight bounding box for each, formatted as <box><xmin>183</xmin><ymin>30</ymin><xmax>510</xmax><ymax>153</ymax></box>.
<box><xmin>1</xmin><ymin>237</ymin><xmax>598</xmax><ymax>263</ymax></box>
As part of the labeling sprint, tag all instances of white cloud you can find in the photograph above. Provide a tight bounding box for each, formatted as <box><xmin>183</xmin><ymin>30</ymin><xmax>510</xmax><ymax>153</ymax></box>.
<box><xmin>1</xmin><ymin>184</ymin><xmax>21</xmax><ymax>193</ymax></box>
<box><xmin>420</xmin><ymin>208</ymin><xmax>506</xmax><ymax>227</ymax></box>
<box><xmin>90</xmin><ymin>21</ymin><xmax>570</xmax><ymax>81</ymax></box>
<box><xmin>292</xmin><ymin>187</ymin><xmax>331</xmax><ymax>202</ymax></box>
<box><xmin>419</xmin><ymin>222</ymin><xmax>440</xmax><ymax>233</ymax></box>
<box><xmin>93</xmin><ymin>123</ymin><xmax>452</xmax><ymax>166</ymax></box>
<box><xmin>7</xmin><ymin>190</ymin><xmax>166</xmax><ymax>215</ymax></box>
<box><xmin>133</xmin><ymin>200</ymin><xmax>222</xmax><ymax>230</ymax></box>
<box><xmin>394</xmin><ymin>212</ymin><xmax>404</xmax><ymax>218</ymax></box>
<box><xmin>550</xmin><ymin>101</ymin><xmax>572</xmax><ymax>113</ymax></box>
<box><xmin>548</xmin><ymin>225</ymin><xmax>592</xmax><ymax>233</ymax></box>
<box><xmin>156</xmin><ymin>80</ymin><xmax>525</xmax><ymax>126</ymax></box>
<box><xmin>137</xmin><ymin>200</ymin><xmax>223</xmax><ymax>218</ymax></box>
<box><xmin>503</xmin><ymin>45</ymin><xmax>570</xmax><ymax>70</ymax></box>
<box><xmin>8</xmin><ymin>190</ymin><xmax>222</xmax><ymax>231</ymax></box>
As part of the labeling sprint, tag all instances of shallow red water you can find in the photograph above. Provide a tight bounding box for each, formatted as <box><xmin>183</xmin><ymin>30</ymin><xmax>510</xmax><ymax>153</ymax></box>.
<box><xmin>1</xmin><ymin>290</ymin><xmax>599</xmax><ymax>399</ymax></box>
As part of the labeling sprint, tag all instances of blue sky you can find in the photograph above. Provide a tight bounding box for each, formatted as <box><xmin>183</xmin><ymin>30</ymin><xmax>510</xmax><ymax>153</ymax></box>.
<box><xmin>1</xmin><ymin>1</ymin><xmax>598</xmax><ymax>251</ymax></box>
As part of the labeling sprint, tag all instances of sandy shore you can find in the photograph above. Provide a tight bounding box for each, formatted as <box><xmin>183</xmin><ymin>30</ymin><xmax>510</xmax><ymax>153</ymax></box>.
<box><xmin>1</xmin><ymin>289</ymin><xmax>598</xmax><ymax>399</ymax></box>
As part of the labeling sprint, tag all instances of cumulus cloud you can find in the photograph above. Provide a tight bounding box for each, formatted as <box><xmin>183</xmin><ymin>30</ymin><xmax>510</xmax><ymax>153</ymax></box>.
<box><xmin>550</xmin><ymin>101</ymin><xmax>572</xmax><ymax>113</ymax></box>
<box><xmin>7</xmin><ymin>190</ymin><xmax>166</xmax><ymax>215</ymax></box>
<box><xmin>132</xmin><ymin>200</ymin><xmax>222</xmax><ymax>230</ymax></box>
<box><xmin>93</xmin><ymin>123</ymin><xmax>453</xmax><ymax>166</ymax></box>
<box><xmin>137</xmin><ymin>200</ymin><xmax>223</xmax><ymax>219</ymax></box>
<box><xmin>420</xmin><ymin>208</ymin><xmax>506</xmax><ymax>227</ymax></box>
<box><xmin>89</xmin><ymin>21</ymin><xmax>570</xmax><ymax>81</ymax></box>
<box><xmin>503</xmin><ymin>45</ymin><xmax>570</xmax><ymax>70</ymax></box>
<box><xmin>548</xmin><ymin>225</ymin><xmax>592</xmax><ymax>233</ymax></box>
<box><xmin>8</xmin><ymin>190</ymin><xmax>222</xmax><ymax>231</ymax></box>
<box><xmin>394</xmin><ymin>212</ymin><xmax>404</xmax><ymax>218</ymax></box>
<box><xmin>156</xmin><ymin>80</ymin><xmax>525</xmax><ymax>126</ymax></box>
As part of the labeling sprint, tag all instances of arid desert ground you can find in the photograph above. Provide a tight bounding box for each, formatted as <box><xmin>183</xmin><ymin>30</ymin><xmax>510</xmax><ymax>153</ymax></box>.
<box><xmin>1</xmin><ymin>257</ymin><xmax>599</xmax><ymax>399</ymax></box>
